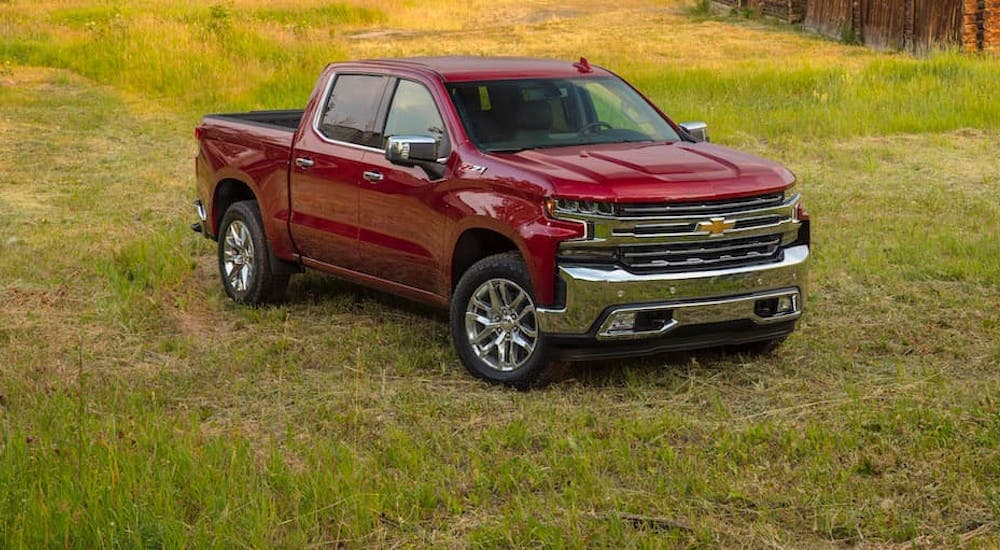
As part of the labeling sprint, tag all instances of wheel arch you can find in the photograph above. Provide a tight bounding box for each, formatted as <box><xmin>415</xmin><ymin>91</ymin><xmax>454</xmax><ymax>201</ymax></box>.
<box><xmin>450</xmin><ymin>227</ymin><xmax>522</xmax><ymax>293</ymax></box>
<box><xmin>212</xmin><ymin>178</ymin><xmax>257</xmax><ymax>236</ymax></box>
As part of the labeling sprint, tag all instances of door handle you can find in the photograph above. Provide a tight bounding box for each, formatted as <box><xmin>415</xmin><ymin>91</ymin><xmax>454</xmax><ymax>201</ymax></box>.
<box><xmin>294</xmin><ymin>157</ymin><xmax>314</xmax><ymax>169</ymax></box>
<box><xmin>362</xmin><ymin>170</ymin><xmax>384</xmax><ymax>183</ymax></box>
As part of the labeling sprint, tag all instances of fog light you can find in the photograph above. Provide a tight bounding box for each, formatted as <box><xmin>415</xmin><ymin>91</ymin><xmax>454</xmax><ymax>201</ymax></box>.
<box><xmin>605</xmin><ymin>311</ymin><xmax>637</xmax><ymax>333</ymax></box>
<box><xmin>776</xmin><ymin>295</ymin><xmax>795</xmax><ymax>314</ymax></box>
<box><xmin>755</xmin><ymin>295</ymin><xmax>798</xmax><ymax>319</ymax></box>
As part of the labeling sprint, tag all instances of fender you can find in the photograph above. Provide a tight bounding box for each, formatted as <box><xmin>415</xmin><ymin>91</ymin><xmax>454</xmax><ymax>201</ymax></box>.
<box><xmin>199</xmin><ymin>136</ymin><xmax>297</xmax><ymax>262</ymax></box>
<box><xmin>443</xmin><ymin>188</ymin><xmax>582</xmax><ymax>305</ymax></box>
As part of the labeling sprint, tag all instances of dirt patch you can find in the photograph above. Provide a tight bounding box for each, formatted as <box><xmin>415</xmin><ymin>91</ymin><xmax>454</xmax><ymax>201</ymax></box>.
<box><xmin>522</xmin><ymin>9</ymin><xmax>580</xmax><ymax>23</ymax></box>
<box><xmin>348</xmin><ymin>29</ymin><xmax>419</xmax><ymax>40</ymax></box>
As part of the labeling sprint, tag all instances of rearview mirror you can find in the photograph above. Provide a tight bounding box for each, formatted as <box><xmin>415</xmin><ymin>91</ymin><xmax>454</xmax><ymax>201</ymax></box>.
<box><xmin>385</xmin><ymin>135</ymin><xmax>439</xmax><ymax>166</ymax></box>
<box><xmin>679</xmin><ymin>121</ymin><xmax>709</xmax><ymax>143</ymax></box>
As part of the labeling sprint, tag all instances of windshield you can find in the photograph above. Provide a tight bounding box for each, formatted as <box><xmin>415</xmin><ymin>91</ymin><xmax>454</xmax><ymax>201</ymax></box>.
<box><xmin>447</xmin><ymin>77</ymin><xmax>680</xmax><ymax>153</ymax></box>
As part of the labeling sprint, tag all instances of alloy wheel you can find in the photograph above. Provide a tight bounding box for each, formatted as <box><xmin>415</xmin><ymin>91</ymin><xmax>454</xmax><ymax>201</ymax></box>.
<box><xmin>464</xmin><ymin>278</ymin><xmax>538</xmax><ymax>372</ymax></box>
<box><xmin>223</xmin><ymin>219</ymin><xmax>255</xmax><ymax>293</ymax></box>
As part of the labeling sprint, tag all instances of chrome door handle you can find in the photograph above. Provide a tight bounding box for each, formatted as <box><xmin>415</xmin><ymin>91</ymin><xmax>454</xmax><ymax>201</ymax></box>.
<box><xmin>362</xmin><ymin>170</ymin><xmax>384</xmax><ymax>183</ymax></box>
<box><xmin>294</xmin><ymin>157</ymin><xmax>314</xmax><ymax>169</ymax></box>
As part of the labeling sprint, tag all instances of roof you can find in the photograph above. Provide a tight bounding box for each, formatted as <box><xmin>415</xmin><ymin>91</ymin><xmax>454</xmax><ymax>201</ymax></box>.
<box><xmin>357</xmin><ymin>56</ymin><xmax>614</xmax><ymax>83</ymax></box>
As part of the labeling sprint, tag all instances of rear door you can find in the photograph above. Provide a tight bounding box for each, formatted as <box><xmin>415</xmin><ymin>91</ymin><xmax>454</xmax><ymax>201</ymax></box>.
<box><xmin>357</xmin><ymin>78</ymin><xmax>452</xmax><ymax>295</ymax></box>
<box><xmin>289</xmin><ymin>73</ymin><xmax>389</xmax><ymax>270</ymax></box>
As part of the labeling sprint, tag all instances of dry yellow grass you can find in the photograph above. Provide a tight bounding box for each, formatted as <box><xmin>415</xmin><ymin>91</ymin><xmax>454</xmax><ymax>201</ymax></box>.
<box><xmin>1</xmin><ymin>1</ymin><xmax>998</xmax><ymax>547</ymax></box>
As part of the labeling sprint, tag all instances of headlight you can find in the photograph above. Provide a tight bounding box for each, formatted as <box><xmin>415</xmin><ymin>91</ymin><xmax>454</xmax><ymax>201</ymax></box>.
<box><xmin>545</xmin><ymin>198</ymin><xmax>617</xmax><ymax>218</ymax></box>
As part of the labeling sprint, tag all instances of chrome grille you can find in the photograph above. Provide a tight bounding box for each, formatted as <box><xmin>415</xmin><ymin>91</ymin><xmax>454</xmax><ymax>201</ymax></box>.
<box><xmin>618</xmin><ymin>193</ymin><xmax>785</xmax><ymax>218</ymax></box>
<box><xmin>618</xmin><ymin>234</ymin><xmax>783</xmax><ymax>272</ymax></box>
<box><xmin>556</xmin><ymin>191</ymin><xmax>803</xmax><ymax>274</ymax></box>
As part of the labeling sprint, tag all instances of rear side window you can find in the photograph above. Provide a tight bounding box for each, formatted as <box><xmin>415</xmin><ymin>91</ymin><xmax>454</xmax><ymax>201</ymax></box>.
<box><xmin>383</xmin><ymin>80</ymin><xmax>450</xmax><ymax>157</ymax></box>
<box><xmin>318</xmin><ymin>74</ymin><xmax>387</xmax><ymax>148</ymax></box>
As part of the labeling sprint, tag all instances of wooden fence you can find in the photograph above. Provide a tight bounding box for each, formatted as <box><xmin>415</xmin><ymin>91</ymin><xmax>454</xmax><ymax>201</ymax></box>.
<box><xmin>713</xmin><ymin>0</ymin><xmax>807</xmax><ymax>23</ymax></box>
<box><xmin>714</xmin><ymin>0</ymin><xmax>999</xmax><ymax>52</ymax></box>
<box><xmin>964</xmin><ymin>0</ymin><xmax>1000</xmax><ymax>52</ymax></box>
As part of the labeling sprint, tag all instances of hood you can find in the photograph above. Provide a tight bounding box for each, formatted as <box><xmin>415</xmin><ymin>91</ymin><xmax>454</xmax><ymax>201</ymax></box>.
<box><xmin>492</xmin><ymin>141</ymin><xmax>795</xmax><ymax>202</ymax></box>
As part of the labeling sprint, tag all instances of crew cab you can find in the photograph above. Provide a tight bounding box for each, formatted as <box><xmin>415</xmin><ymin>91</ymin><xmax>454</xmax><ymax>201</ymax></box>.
<box><xmin>193</xmin><ymin>56</ymin><xmax>810</xmax><ymax>387</ymax></box>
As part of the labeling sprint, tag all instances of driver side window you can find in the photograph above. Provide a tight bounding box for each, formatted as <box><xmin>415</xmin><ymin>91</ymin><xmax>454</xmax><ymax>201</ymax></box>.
<box><xmin>383</xmin><ymin>80</ymin><xmax>450</xmax><ymax>157</ymax></box>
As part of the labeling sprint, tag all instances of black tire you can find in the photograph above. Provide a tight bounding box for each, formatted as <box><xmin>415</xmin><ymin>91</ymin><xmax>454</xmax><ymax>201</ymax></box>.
<box><xmin>217</xmin><ymin>200</ymin><xmax>289</xmax><ymax>305</ymax></box>
<box><xmin>450</xmin><ymin>252</ymin><xmax>551</xmax><ymax>388</ymax></box>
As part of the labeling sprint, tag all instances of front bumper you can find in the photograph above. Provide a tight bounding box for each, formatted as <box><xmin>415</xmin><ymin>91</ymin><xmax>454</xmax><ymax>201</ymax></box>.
<box><xmin>536</xmin><ymin>244</ymin><xmax>809</xmax><ymax>345</ymax></box>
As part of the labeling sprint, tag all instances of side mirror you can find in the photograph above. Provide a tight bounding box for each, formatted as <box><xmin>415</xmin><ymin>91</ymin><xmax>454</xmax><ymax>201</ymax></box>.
<box><xmin>385</xmin><ymin>135</ymin><xmax>439</xmax><ymax>166</ymax></box>
<box><xmin>679</xmin><ymin>121</ymin><xmax>709</xmax><ymax>143</ymax></box>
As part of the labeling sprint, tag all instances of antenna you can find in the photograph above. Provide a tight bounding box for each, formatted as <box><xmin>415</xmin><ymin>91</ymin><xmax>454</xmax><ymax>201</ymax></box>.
<box><xmin>573</xmin><ymin>57</ymin><xmax>592</xmax><ymax>73</ymax></box>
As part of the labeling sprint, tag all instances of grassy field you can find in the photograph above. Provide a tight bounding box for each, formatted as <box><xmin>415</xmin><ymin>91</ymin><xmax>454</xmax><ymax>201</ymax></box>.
<box><xmin>1</xmin><ymin>0</ymin><xmax>999</xmax><ymax>546</ymax></box>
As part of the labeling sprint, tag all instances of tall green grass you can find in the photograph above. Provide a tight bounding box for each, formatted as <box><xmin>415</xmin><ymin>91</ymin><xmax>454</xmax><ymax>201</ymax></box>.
<box><xmin>0</xmin><ymin>1</ymin><xmax>998</xmax><ymax>546</ymax></box>
<box><xmin>0</xmin><ymin>3</ymin><xmax>379</xmax><ymax>116</ymax></box>
<box><xmin>626</xmin><ymin>52</ymin><xmax>1000</xmax><ymax>141</ymax></box>
<box><xmin>2</xmin><ymin>2</ymin><xmax>998</xmax><ymax>136</ymax></box>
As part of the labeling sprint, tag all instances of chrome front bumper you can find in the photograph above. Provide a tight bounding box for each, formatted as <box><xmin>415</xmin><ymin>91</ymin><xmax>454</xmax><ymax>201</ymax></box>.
<box><xmin>536</xmin><ymin>245</ymin><xmax>809</xmax><ymax>338</ymax></box>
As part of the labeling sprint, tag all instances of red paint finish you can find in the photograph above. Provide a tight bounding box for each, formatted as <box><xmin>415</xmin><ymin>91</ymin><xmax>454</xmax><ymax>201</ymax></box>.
<box><xmin>490</xmin><ymin>141</ymin><xmax>794</xmax><ymax>203</ymax></box>
<box><xmin>195</xmin><ymin>118</ymin><xmax>297</xmax><ymax>261</ymax></box>
<box><xmin>357</xmin><ymin>151</ymin><xmax>447</xmax><ymax>295</ymax></box>
<box><xmin>194</xmin><ymin>57</ymin><xmax>797</xmax><ymax>308</ymax></box>
<box><xmin>287</xmin><ymin>130</ymin><xmax>364</xmax><ymax>270</ymax></box>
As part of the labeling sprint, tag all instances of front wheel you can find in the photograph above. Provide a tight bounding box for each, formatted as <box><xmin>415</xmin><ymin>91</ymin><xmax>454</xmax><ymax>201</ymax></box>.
<box><xmin>450</xmin><ymin>252</ymin><xmax>551</xmax><ymax>388</ymax></box>
<box><xmin>217</xmin><ymin>200</ymin><xmax>289</xmax><ymax>305</ymax></box>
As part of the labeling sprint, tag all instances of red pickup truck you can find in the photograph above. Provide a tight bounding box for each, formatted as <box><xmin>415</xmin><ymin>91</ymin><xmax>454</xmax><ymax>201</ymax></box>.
<box><xmin>194</xmin><ymin>56</ymin><xmax>810</xmax><ymax>387</ymax></box>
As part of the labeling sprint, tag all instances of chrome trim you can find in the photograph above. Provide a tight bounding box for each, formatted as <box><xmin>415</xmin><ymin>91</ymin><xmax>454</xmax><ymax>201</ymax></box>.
<box><xmin>602</xmin><ymin>220</ymin><xmax>796</xmax><ymax>243</ymax></box>
<box><xmin>362</xmin><ymin>170</ymin><xmax>384</xmax><ymax>183</ymax></box>
<box><xmin>537</xmin><ymin>244</ymin><xmax>809</xmax><ymax>335</ymax></box>
<box><xmin>619</xmin><ymin>235</ymin><xmax>780</xmax><ymax>258</ymax></box>
<box><xmin>294</xmin><ymin>157</ymin><xmax>315</xmax><ymax>168</ymax></box>
<box><xmin>679</xmin><ymin>121</ymin><xmax>709</xmax><ymax>142</ymax></box>
<box><xmin>557</xmin><ymin>193</ymin><xmax>799</xmax><ymax>223</ymax></box>
<box><xmin>595</xmin><ymin>289</ymin><xmax>801</xmax><ymax>340</ymax></box>
<box><xmin>620</xmin><ymin>192</ymin><xmax>784</xmax><ymax>217</ymax></box>
<box><xmin>554</xmin><ymin>194</ymin><xmax>801</xmax><ymax>247</ymax></box>
<box><xmin>194</xmin><ymin>199</ymin><xmax>207</xmax><ymax>223</ymax></box>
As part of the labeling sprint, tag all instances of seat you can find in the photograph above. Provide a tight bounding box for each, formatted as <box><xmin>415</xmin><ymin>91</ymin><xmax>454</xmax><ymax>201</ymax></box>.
<box><xmin>516</xmin><ymin>100</ymin><xmax>554</xmax><ymax>132</ymax></box>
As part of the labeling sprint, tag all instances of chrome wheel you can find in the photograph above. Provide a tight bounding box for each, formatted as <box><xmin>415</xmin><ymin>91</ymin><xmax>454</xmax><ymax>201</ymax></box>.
<box><xmin>465</xmin><ymin>278</ymin><xmax>538</xmax><ymax>372</ymax></box>
<box><xmin>223</xmin><ymin>219</ymin><xmax>255</xmax><ymax>293</ymax></box>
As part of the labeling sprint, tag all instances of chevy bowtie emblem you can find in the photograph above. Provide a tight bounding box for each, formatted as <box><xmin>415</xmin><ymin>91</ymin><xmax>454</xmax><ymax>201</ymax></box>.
<box><xmin>698</xmin><ymin>217</ymin><xmax>736</xmax><ymax>236</ymax></box>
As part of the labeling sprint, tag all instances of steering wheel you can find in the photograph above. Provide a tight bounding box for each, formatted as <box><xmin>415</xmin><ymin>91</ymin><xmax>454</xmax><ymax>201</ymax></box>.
<box><xmin>578</xmin><ymin>121</ymin><xmax>613</xmax><ymax>135</ymax></box>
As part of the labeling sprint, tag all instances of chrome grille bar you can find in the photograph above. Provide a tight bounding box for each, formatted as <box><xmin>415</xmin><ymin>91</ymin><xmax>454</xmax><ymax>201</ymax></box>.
<box><xmin>618</xmin><ymin>192</ymin><xmax>785</xmax><ymax>218</ymax></box>
<box><xmin>557</xmin><ymin>191</ymin><xmax>802</xmax><ymax>274</ymax></box>
<box><xmin>620</xmin><ymin>235</ymin><xmax>781</xmax><ymax>258</ymax></box>
<box><xmin>619</xmin><ymin>235</ymin><xmax>782</xmax><ymax>271</ymax></box>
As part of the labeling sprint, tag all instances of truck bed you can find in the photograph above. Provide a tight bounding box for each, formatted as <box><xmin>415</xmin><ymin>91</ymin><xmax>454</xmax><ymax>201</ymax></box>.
<box><xmin>203</xmin><ymin>109</ymin><xmax>304</xmax><ymax>131</ymax></box>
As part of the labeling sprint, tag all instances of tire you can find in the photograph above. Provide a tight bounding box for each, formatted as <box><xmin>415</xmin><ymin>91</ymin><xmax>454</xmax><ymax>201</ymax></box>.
<box><xmin>450</xmin><ymin>252</ymin><xmax>551</xmax><ymax>388</ymax></box>
<box><xmin>217</xmin><ymin>200</ymin><xmax>289</xmax><ymax>305</ymax></box>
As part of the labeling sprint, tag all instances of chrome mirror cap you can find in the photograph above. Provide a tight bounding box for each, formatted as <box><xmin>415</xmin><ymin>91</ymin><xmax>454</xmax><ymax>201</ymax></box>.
<box><xmin>679</xmin><ymin>121</ymin><xmax>709</xmax><ymax>143</ymax></box>
<box><xmin>385</xmin><ymin>135</ymin><xmax>439</xmax><ymax>166</ymax></box>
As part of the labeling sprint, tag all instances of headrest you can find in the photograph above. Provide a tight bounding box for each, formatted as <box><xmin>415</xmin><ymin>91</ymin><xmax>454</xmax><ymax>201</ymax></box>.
<box><xmin>517</xmin><ymin>100</ymin><xmax>553</xmax><ymax>131</ymax></box>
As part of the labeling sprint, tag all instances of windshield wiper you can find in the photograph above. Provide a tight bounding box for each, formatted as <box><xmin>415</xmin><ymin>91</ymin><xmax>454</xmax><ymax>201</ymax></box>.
<box><xmin>486</xmin><ymin>147</ymin><xmax>530</xmax><ymax>153</ymax></box>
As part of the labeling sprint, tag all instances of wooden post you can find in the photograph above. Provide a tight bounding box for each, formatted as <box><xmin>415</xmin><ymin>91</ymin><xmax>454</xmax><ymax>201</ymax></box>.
<box><xmin>979</xmin><ymin>0</ymin><xmax>987</xmax><ymax>51</ymax></box>
<box><xmin>852</xmin><ymin>0</ymin><xmax>864</xmax><ymax>44</ymax></box>
<box><xmin>964</xmin><ymin>0</ymin><xmax>981</xmax><ymax>50</ymax></box>
<box><xmin>986</xmin><ymin>0</ymin><xmax>1000</xmax><ymax>53</ymax></box>
<box><xmin>903</xmin><ymin>0</ymin><xmax>915</xmax><ymax>51</ymax></box>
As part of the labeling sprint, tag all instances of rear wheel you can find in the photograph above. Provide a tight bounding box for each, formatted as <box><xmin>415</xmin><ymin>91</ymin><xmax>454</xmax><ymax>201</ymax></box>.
<box><xmin>218</xmin><ymin>200</ymin><xmax>289</xmax><ymax>305</ymax></box>
<box><xmin>450</xmin><ymin>252</ymin><xmax>551</xmax><ymax>388</ymax></box>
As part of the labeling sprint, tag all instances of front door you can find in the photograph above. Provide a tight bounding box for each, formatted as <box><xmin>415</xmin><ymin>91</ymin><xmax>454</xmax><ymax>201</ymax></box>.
<box><xmin>357</xmin><ymin>79</ymin><xmax>451</xmax><ymax>295</ymax></box>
